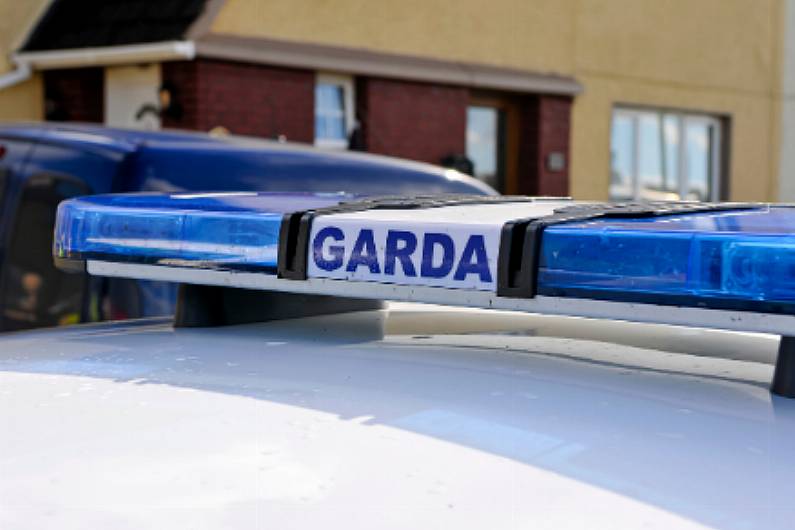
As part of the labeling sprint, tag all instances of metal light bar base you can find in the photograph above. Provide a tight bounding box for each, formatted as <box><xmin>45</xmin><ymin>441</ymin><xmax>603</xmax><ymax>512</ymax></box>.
<box><xmin>174</xmin><ymin>283</ymin><xmax>384</xmax><ymax>327</ymax></box>
<box><xmin>90</xmin><ymin>260</ymin><xmax>795</xmax><ymax>398</ymax></box>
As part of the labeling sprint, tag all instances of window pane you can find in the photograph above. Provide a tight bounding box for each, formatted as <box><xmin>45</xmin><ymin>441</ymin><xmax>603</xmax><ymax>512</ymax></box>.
<box><xmin>315</xmin><ymin>83</ymin><xmax>347</xmax><ymax>142</ymax></box>
<box><xmin>316</xmin><ymin>115</ymin><xmax>346</xmax><ymax>141</ymax></box>
<box><xmin>662</xmin><ymin>114</ymin><xmax>680</xmax><ymax>194</ymax></box>
<box><xmin>685</xmin><ymin>120</ymin><xmax>713</xmax><ymax>201</ymax></box>
<box><xmin>610</xmin><ymin>114</ymin><xmax>634</xmax><ymax>201</ymax></box>
<box><xmin>466</xmin><ymin>106</ymin><xmax>500</xmax><ymax>188</ymax></box>
<box><xmin>316</xmin><ymin>84</ymin><xmax>344</xmax><ymax>112</ymax></box>
<box><xmin>638</xmin><ymin>113</ymin><xmax>671</xmax><ymax>200</ymax></box>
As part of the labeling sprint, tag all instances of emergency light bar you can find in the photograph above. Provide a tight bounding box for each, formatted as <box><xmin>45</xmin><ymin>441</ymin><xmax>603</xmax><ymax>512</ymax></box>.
<box><xmin>54</xmin><ymin>192</ymin><xmax>795</xmax><ymax>397</ymax></box>
<box><xmin>54</xmin><ymin>192</ymin><xmax>350</xmax><ymax>271</ymax></box>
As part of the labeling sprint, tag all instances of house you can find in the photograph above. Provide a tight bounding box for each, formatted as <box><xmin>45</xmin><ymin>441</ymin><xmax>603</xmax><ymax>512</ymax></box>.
<box><xmin>0</xmin><ymin>0</ymin><xmax>789</xmax><ymax>202</ymax></box>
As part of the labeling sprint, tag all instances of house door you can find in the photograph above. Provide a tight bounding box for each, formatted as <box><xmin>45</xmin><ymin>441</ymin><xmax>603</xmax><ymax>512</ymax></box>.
<box><xmin>466</xmin><ymin>95</ymin><xmax>520</xmax><ymax>194</ymax></box>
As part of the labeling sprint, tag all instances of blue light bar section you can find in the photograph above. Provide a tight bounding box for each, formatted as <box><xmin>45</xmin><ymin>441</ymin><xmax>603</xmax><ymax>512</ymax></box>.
<box><xmin>54</xmin><ymin>192</ymin><xmax>350</xmax><ymax>271</ymax></box>
<box><xmin>538</xmin><ymin>206</ymin><xmax>795</xmax><ymax>312</ymax></box>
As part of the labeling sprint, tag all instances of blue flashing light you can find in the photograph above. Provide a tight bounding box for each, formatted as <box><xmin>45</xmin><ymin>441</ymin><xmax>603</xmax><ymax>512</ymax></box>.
<box><xmin>538</xmin><ymin>206</ymin><xmax>795</xmax><ymax>311</ymax></box>
<box><xmin>54</xmin><ymin>192</ymin><xmax>350</xmax><ymax>271</ymax></box>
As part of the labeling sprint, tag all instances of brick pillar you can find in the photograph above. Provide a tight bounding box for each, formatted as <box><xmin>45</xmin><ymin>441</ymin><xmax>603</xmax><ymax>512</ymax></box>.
<box><xmin>357</xmin><ymin>77</ymin><xmax>467</xmax><ymax>165</ymax></box>
<box><xmin>43</xmin><ymin>67</ymin><xmax>104</xmax><ymax>123</ymax></box>
<box><xmin>161</xmin><ymin>59</ymin><xmax>314</xmax><ymax>142</ymax></box>
<box><xmin>517</xmin><ymin>95</ymin><xmax>572</xmax><ymax>196</ymax></box>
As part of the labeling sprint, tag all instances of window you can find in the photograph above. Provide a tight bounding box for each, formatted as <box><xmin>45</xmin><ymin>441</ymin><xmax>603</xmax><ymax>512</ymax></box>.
<box><xmin>610</xmin><ymin>108</ymin><xmax>724</xmax><ymax>201</ymax></box>
<box><xmin>466</xmin><ymin>105</ymin><xmax>504</xmax><ymax>191</ymax></box>
<box><xmin>1</xmin><ymin>174</ymin><xmax>90</xmax><ymax>331</ymax></box>
<box><xmin>314</xmin><ymin>73</ymin><xmax>355</xmax><ymax>149</ymax></box>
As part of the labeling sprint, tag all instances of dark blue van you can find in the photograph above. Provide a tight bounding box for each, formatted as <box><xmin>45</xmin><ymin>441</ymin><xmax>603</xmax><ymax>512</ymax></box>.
<box><xmin>0</xmin><ymin>123</ymin><xmax>493</xmax><ymax>331</ymax></box>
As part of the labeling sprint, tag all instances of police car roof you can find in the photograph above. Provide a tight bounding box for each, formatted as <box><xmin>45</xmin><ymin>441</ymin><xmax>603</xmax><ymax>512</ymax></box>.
<box><xmin>0</xmin><ymin>122</ymin><xmax>494</xmax><ymax>196</ymax></box>
<box><xmin>38</xmin><ymin>191</ymin><xmax>795</xmax><ymax>527</ymax></box>
<box><xmin>0</xmin><ymin>306</ymin><xmax>790</xmax><ymax>529</ymax></box>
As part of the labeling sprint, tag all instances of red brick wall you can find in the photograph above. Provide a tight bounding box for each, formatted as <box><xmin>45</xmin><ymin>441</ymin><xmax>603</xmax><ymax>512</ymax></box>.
<box><xmin>162</xmin><ymin>59</ymin><xmax>314</xmax><ymax>142</ymax></box>
<box><xmin>517</xmin><ymin>95</ymin><xmax>572</xmax><ymax>196</ymax></box>
<box><xmin>160</xmin><ymin>61</ymin><xmax>200</xmax><ymax>130</ymax></box>
<box><xmin>357</xmin><ymin>77</ymin><xmax>467</xmax><ymax>164</ymax></box>
<box><xmin>43</xmin><ymin>68</ymin><xmax>104</xmax><ymax>123</ymax></box>
<box><xmin>161</xmin><ymin>60</ymin><xmax>572</xmax><ymax>194</ymax></box>
<box><xmin>536</xmin><ymin>95</ymin><xmax>572</xmax><ymax>196</ymax></box>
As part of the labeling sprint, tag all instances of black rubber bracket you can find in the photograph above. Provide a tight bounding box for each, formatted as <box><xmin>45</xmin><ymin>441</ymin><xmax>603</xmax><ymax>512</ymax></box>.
<box><xmin>276</xmin><ymin>194</ymin><xmax>557</xmax><ymax>280</ymax></box>
<box><xmin>772</xmin><ymin>336</ymin><xmax>795</xmax><ymax>397</ymax></box>
<box><xmin>277</xmin><ymin>210</ymin><xmax>314</xmax><ymax>280</ymax></box>
<box><xmin>174</xmin><ymin>284</ymin><xmax>384</xmax><ymax>328</ymax></box>
<box><xmin>496</xmin><ymin>201</ymin><xmax>759</xmax><ymax>298</ymax></box>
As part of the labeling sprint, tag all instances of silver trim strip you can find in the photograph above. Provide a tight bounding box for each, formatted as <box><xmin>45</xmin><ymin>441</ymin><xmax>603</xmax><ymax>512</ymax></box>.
<box><xmin>88</xmin><ymin>260</ymin><xmax>793</xmax><ymax>335</ymax></box>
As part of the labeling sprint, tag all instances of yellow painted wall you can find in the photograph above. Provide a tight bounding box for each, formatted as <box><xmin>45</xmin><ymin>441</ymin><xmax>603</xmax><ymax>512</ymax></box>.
<box><xmin>0</xmin><ymin>75</ymin><xmax>43</xmax><ymax>121</ymax></box>
<box><xmin>212</xmin><ymin>0</ymin><xmax>785</xmax><ymax>201</ymax></box>
<box><xmin>572</xmin><ymin>0</ymin><xmax>783</xmax><ymax>201</ymax></box>
<box><xmin>0</xmin><ymin>0</ymin><xmax>47</xmax><ymax>120</ymax></box>
<box><xmin>211</xmin><ymin>0</ymin><xmax>578</xmax><ymax>75</ymax></box>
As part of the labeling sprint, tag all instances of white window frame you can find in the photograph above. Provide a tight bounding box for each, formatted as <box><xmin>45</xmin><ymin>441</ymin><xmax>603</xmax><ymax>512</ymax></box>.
<box><xmin>611</xmin><ymin>107</ymin><xmax>723</xmax><ymax>202</ymax></box>
<box><xmin>314</xmin><ymin>73</ymin><xmax>355</xmax><ymax>150</ymax></box>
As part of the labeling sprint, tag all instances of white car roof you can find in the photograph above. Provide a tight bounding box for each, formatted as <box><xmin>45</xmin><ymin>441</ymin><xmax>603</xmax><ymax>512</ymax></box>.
<box><xmin>0</xmin><ymin>305</ymin><xmax>791</xmax><ymax>530</ymax></box>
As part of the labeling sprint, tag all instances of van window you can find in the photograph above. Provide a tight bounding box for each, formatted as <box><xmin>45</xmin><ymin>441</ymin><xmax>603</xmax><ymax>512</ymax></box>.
<box><xmin>1</xmin><ymin>174</ymin><xmax>90</xmax><ymax>331</ymax></box>
<box><xmin>0</xmin><ymin>168</ymin><xmax>7</xmax><ymax>205</ymax></box>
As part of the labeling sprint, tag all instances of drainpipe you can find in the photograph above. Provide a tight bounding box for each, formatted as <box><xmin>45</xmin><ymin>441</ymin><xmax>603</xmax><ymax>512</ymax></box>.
<box><xmin>0</xmin><ymin>58</ymin><xmax>32</xmax><ymax>90</ymax></box>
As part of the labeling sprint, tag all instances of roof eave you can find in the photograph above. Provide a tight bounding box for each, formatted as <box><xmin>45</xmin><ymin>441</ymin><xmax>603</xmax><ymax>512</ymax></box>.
<box><xmin>196</xmin><ymin>33</ymin><xmax>583</xmax><ymax>97</ymax></box>
<box><xmin>13</xmin><ymin>40</ymin><xmax>196</xmax><ymax>70</ymax></box>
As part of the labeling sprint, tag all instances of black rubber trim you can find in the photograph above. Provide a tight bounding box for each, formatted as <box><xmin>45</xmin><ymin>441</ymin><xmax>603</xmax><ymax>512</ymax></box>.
<box><xmin>276</xmin><ymin>194</ymin><xmax>564</xmax><ymax>280</ymax></box>
<box><xmin>54</xmin><ymin>255</ymin><xmax>86</xmax><ymax>273</ymax></box>
<box><xmin>496</xmin><ymin>200</ymin><xmax>761</xmax><ymax>298</ymax></box>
